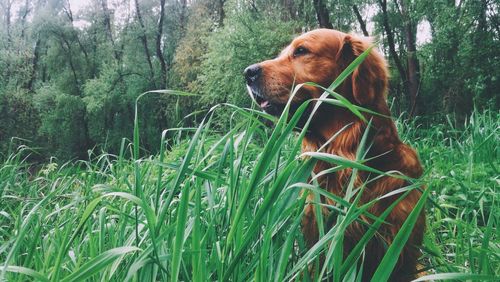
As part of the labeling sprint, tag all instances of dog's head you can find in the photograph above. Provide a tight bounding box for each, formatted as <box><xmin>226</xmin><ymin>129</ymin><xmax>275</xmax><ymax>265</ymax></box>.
<box><xmin>244</xmin><ymin>29</ymin><xmax>388</xmax><ymax>118</ymax></box>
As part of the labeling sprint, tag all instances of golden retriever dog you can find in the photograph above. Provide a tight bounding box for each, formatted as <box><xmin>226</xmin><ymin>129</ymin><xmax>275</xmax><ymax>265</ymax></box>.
<box><xmin>244</xmin><ymin>29</ymin><xmax>425</xmax><ymax>281</ymax></box>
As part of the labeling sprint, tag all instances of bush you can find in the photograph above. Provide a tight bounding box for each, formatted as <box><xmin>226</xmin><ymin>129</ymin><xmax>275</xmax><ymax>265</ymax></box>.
<box><xmin>0</xmin><ymin>89</ymin><xmax>40</xmax><ymax>155</ymax></box>
<box><xmin>197</xmin><ymin>14</ymin><xmax>300</xmax><ymax>107</ymax></box>
<box><xmin>34</xmin><ymin>84</ymin><xmax>88</xmax><ymax>159</ymax></box>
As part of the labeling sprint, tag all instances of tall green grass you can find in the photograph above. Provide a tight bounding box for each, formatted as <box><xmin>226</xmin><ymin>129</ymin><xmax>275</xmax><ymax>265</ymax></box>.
<box><xmin>0</xmin><ymin>107</ymin><xmax>498</xmax><ymax>281</ymax></box>
<box><xmin>1</xmin><ymin>63</ymin><xmax>498</xmax><ymax>280</ymax></box>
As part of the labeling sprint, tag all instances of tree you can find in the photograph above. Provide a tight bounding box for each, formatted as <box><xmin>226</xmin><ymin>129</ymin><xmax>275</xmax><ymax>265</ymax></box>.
<box><xmin>313</xmin><ymin>0</ymin><xmax>333</xmax><ymax>28</ymax></box>
<box><xmin>134</xmin><ymin>0</ymin><xmax>154</xmax><ymax>81</ymax></box>
<box><xmin>376</xmin><ymin>0</ymin><xmax>421</xmax><ymax>116</ymax></box>
<box><xmin>156</xmin><ymin>0</ymin><xmax>168</xmax><ymax>89</ymax></box>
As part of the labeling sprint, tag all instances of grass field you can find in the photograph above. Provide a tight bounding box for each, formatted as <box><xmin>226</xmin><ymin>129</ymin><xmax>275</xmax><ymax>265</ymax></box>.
<box><xmin>0</xmin><ymin>101</ymin><xmax>498</xmax><ymax>281</ymax></box>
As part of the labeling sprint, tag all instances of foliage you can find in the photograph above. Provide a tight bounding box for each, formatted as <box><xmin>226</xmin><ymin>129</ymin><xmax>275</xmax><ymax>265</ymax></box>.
<box><xmin>197</xmin><ymin>12</ymin><xmax>300</xmax><ymax>106</ymax></box>
<box><xmin>34</xmin><ymin>84</ymin><xmax>88</xmax><ymax>159</ymax></box>
<box><xmin>0</xmin><ymin>89</ymin><xmax>39</xmax><ymax>154</ymax></box>
<box><xmin>416</xmin><ymin>0</ymin><xmax>499</xmax><ymax>118</ymax></box>
<box><xmin>169</xmin><ymin>1</ymin><xmax>213</xmax><ymax>93</ymax></box>
<box><xmin>0</xmin><ymin>0</ymin><xmax>498</xmax><ymax>159</ymax></box>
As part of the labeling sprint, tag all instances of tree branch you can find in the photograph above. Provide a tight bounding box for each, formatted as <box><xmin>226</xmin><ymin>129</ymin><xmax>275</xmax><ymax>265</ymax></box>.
<box><xmin>353</xmin><ymin>4</ymin><xmax>369</xmax><ymax>36</ymax></box>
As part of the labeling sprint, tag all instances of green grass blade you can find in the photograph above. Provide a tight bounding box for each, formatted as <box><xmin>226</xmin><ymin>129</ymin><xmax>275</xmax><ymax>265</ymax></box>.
<box><xmin>411</xmin><ymin>273</ymin><xmax>497</xmax><ymax>281</ymax></box>
<box><xmin>2</xmin><ymin>190</ymin><xmax>55</xmax><ymax>275</ymax></box>
<box><xmin>371</xmin><ymin>187</ymin><xmax>430</xmax><ymax>281</ymax></box>
<box><xmin>275</xmin><ymin>203</ymin><xmax>305</xmax><ymax>282</ymax></box>
<box><xmin>2</xmin><ymin>265</ymin><xmax>49</xmax><ymax>282</ymax></box>
<box><xmin>170</xmin><ymin>180</ymin><xmax>192</xmax><ymax>281</ymax></box>
<box><xmin>60</xmin><ymin>247</ymin><xmax>140</xmax><ymax>282</ymax></box>
<box><xmin>158</xmin><ymin>117</ymin><xmax>206</xmax><ymax>231</ymax></box>
<box><xmin>304</xmin><ymin>82</ymin><xmax>366</xmax><ymax>122</ymax></box>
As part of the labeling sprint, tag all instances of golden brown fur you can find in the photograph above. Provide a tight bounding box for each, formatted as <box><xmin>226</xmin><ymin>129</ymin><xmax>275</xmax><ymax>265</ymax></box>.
<box><xmin>245</xmin><ymin>29</ymin><xmax>425</xmax><ymax>281</ymax></box>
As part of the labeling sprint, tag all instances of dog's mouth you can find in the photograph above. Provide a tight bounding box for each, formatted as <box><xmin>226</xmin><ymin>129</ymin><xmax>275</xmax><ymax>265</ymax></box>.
<box><xmin>246</xmin><ymin>86</ymin><xmax>286</xmax><ymax>116</ymax></box>
<box><xmin>252</xmin><ymin>89</ymin><xmax>271</xmax><ymax>109</ymax></box>
<box><xmin>246</xmin><ymin>86</ymin><xmax>313</xmax><ymax>130</ymax></box>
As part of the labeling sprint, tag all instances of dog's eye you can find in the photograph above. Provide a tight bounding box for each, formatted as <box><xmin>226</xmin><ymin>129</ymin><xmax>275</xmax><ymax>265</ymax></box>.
<box><xmin>293</xmin><ymin>46</ymin><xmax>309</xmax><ymax>57</ymax></box>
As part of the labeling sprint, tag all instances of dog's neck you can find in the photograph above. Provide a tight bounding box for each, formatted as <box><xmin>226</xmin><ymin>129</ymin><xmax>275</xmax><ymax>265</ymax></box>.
<box><xmin>302</xmin><ymin>106</ymin><xmax>400</xmax><ymax>160</ymax></box>
<box><xmin>302</xmin><ymin>108</ymin><xmax>403</xmax><ymax>197</ymax></box>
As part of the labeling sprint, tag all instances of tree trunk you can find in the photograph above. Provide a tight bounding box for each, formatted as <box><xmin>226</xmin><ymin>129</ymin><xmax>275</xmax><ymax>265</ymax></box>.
<box><xmin>100</xmin><ymin>0</ymin><xmax>120</xmax><ymax>61</ymax></box>
<box><xmin>312</xmin><ymin>0</ymin><xmax>333</xmax><ymax>29</ymax></box>
<box><xmin>3</xmin><ymin>0</ymin><xmax>12</xmax><ymax>79</ymax></box>
<box><xmin>217</xmin><ymin>0</ymin><xmax>225</xmax><ymax>26</ymax></box>
<box><xmin>399</xmin><ymin>0</ymin><xmax>420</xmax><ymax>116</ymax></box>
<box><xmin>4</xmin><ymin>0</ymin><xmax>12</xmax><ymax>44</ymax></box>
<box><xmin>64</xmin><ymin>0</ymin><xmax>91</xmax><ymax>77</ymax></box>
<box><xmin>20</xmin><ymin>0</ymin><xmax>31</xmax><ymax>38</ymax></box>
<box><xmin>352</xmin><ymin>5</ymin><xmax>369</xmax><ymax>36</ymax></box>
<box><xmin>59</xmin><ymin>37</ymin><xmax>80</xmax><ymax>92</ymax></box>
<box><xmin>179</xmin><ymin>0</ymin><xmax>187</xmax><ymax>29</ymax></box>
<box><xmin>26</xmin><ymin>37</ymin><xmax>40</xmax><ymax>91</ymax></box>
<box><xmin>378</xmin><ymin>0</ymin><xmax>406</xmax><ymax>82</ymax></box>
<box><xmin>281</xmin><ymin>0</ymin><xmax>297</xmax><ymax>21</ymax></box>
<box><xmin>156</xmin><ymin>0</ymin><xmax>167</xmax><ymax>89</ymax></box>
<box><xmin>134</xmin><ymin>0</ymin><xmax>154</xmax><ymax>80</ymax></box>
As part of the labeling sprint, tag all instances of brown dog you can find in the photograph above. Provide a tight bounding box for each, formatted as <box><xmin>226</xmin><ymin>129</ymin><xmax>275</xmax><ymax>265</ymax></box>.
<box><xmin>244</xmin><ymin>29</ymin><xmax>425</xmax><ymax>281</ymax></box>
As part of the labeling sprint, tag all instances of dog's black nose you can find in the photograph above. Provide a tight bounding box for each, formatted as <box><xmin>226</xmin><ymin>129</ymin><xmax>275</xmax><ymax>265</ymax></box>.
<box><xmin>244</xmin><ymin>64</ymin><xmax>262</xmax><ymax>84</ymax></box>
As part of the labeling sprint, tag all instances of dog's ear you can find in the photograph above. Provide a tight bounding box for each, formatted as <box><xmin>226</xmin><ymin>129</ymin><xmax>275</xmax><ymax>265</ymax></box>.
<box><xmin>341</xmin><ymin>35</ymin><xmax>388</xmax><ymax>106</ymax></box>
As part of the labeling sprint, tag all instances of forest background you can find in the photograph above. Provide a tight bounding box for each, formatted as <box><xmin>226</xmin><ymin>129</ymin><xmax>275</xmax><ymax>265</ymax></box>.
<box><xmin>0</xmin><ymin>0</ymin><xmax>498</xmax><ymax>160</ymax></box>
